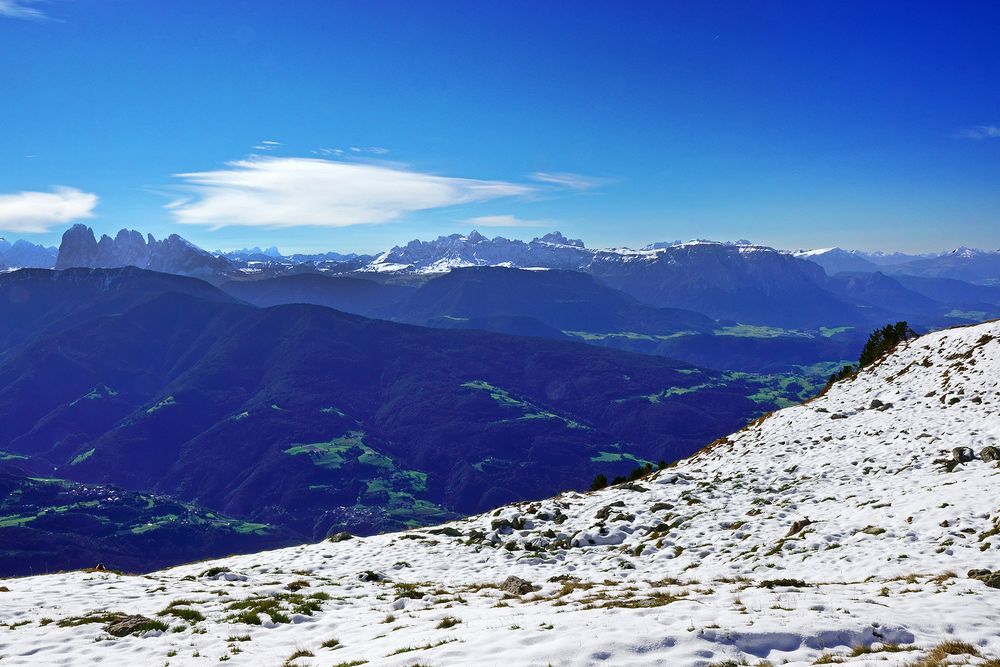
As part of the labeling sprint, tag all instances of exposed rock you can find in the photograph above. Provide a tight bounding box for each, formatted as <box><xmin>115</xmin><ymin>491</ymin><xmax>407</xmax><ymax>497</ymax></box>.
<box><xmin>55</xmin><ymin>224</ymin><xmax>234</xmax><ymax>280</ymax></box>
<box><xmin>327</xmin><ymin>531</ymin><xmax>354</xmax><ymax>543</ymax></box>
<box><xmin>595</xmin><ymin>501</ymin><xmax>626</xmax><ymax>520</ymax></box>
<box><xmin>498</xmin><ymin>575</ymin><xmax>535</xmax><ymax>595</ymax></box>
<box><xmin>980</xmin><ymin>446</ymin><xmax>1000</xmax><ymax>462</ymax></box>
<box><xmin>968</xmin><ymin>569</ymin><xmax>1000</xmax><ymax>589</ymax></box>
<box><xmin>54</xmin><ymin>224</ymin><xmax>100</xmax><ymax>270</ymax></box>
<box><xmin>428</xmin><ymin>526</ymin><xmax>463</xmax><ymax>537</ymax></box>
<box><xmin>491</xmin><ymin>516</ymin><xmax>525</xmax><ymax>531</ymax></box>
<box><xmin>787</xmin><ymin>518</ymin><xmax>813</xmax><ymax>536</ymax></box>
<box><xmin>619</xmin><ymin>482</ymin><xmax>649</xmax><ymax>492</ymax></box>
<box><xmin>104</xmin><ymin>614</ymin><xmax>163</xmax><ymax>637</ymax></box>
<box><xmin>952</xmin><ymin>447</ymin><xmax>975</xmax><ymax>463</ymax></box>
<box><xmin>357</xmin><ymin>570</ymin><xmax>383</xmax><ymax>582</ymax></box>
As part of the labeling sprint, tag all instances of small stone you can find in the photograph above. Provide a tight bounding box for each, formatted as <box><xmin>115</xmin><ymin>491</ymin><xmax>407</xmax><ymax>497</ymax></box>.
<box><xmin>980</xmin><ymin>446</ymin><xmax>1000</xmax><ymax>462</ymax></box>
<box><xmin>327</xmin><ymin>531</ymin><xmax>354</xmax><ymax>543</ymax></box>
<box><xmin>952</xmin><ymin>447</ymin><xmax>975</xmax><ymax>463</ymax></box>
<box><xmin>491</xmin><ymin>518</ymin><xmax>513</xmax><ymax>531</ymax></box>
<box><xmin>595</xmin><ymin>502</ymin><xmax>626</xmax><ymax>520</ymax></box>
<box><xmin>104</xmin><ymin>615</ymin><xmax>161</xmax><ymax>637</ymax></box>
<box><xmin>499</xmin><ymin>575</ymin><xmax>535</xmax><ymax>595</ymax></box>
<box><xmin>787</xmin><ymin>518</ymin><xmax>812</xmax><ymax>536</ymax></box>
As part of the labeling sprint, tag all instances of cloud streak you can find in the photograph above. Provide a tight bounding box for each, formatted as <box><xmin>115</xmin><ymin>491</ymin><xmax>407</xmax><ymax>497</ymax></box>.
<box><xmin>169</xmin><ymin>157</ymin><xmax>535</xmax><ymax>229</ymax></box>
<box><xmin>0</xmin><ymin>0</ymin><xmax>48</xmax><ymax>20</ymax></box>
<box><xmin>530</xmin><ymin>171</ymin><xmax>609</xmax><ymax>190</ymax></box>
<box><xmin>957</xmin><ymin>125</ymin><xmax>1000</xmax><ymax>140</ymax></box>
<box><xmin>463</xmin><ymin>214</ymin><xmax>547</xmax><ymax>228</ymax></box>
<box><xmin>0</xmin><ymin>187</ymin><xmax>98</xmax><ymax>233</ymax></box>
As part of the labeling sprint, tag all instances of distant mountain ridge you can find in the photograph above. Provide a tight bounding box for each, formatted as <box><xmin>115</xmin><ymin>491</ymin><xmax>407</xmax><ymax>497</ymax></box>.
<box><xmin>55</xmin><ymin>224</ymin><xmax>234</xmax><ymax>281</ymax></box>
<box><xmin>33</xmin><ymin>223</ymin><xmax>1000</xmax><ymax>289</ymax></box>
<box><xmin>0</xmin><ymin>237</ymin><xmax>58</xmax><ymax>270</ymax></box>
<box><xmin>364</xmin><ymin>230</ymin><xmax>592</xmax><ymax>274</ymax></box>
<box><xmin>17</xmin><ymin>223</ymin><xmax>1000</xmax><ymax>330</ymax></box>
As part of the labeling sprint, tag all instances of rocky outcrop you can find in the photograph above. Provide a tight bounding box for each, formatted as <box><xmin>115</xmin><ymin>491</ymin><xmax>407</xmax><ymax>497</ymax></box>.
<box><xmin>55</xmin><ymin>225</ymin><xmax>234</xmax><ymax>281</ymax></box>
<box><xmin>54</xmin><ymin>224</ymin><xmax>100</xmax><ymax>270</ymax></box>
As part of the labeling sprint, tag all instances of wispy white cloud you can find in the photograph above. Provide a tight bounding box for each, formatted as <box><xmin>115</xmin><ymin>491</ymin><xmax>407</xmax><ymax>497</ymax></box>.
<box><xmin>530</xmin><ymin>171</ymin><xmax>609</xmax><ymax>190</ymax></box>
<box><xmin>956</xmin><ymin>125</ymin><xmax>1000</xmax><ymax>140</ymax></box>
<box><xmin>0</xmin><ymin>187</ymin><xmax>98</xmax><ymax>233</ymax></box>
<box><xmin>313</xmin><ymin>146</ymin><xmax>389</xmax><ymax>157</ymax></box>
<box><xmin>350</xmin><ymin>146</ymin><xmax>390</xmax><ymax>155</ymax></box>
<box><xmin>253</xmin><ymin>140</ymin><xmax>282</xmax><ymax>151</ymax></box>
<box><xmin>463</xmin><ymin>214</ymin><xmax>547</xmax><ymax>228</ymax></box>
<box><xmin>0</xmin><ymin>0</ymin><xmax>48</xmax><ymax>20</ymax></box>
<box><xmin>169</xmin><ymin>157</ymin><xmax>535</xmax><ymax>229</ymax></box>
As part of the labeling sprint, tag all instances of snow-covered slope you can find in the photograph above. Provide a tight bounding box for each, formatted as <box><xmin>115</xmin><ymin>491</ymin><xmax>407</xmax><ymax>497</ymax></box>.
<box><xmin>2</xmin><ymin>322</ymin><xmax>1000</xmax><ymax>666</ymax></box>
<box><xmin>794</xmin><ymin>247</ymin><xmax>880</xmax><ymax>275</ymax></box>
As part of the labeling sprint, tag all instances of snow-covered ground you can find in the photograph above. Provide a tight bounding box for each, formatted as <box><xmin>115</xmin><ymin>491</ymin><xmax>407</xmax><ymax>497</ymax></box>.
<box><xmin>2</xmin><ymin>322</ymin><xmax>999</xmax><ymax>666</ymax></box>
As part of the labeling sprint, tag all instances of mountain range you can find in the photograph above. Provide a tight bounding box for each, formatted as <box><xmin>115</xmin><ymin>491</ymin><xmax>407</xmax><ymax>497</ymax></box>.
<box><xmin>38</xmin><ymin>226</ymin><xmax>1000</xmax><ymax>331</ymax></box>
<box><xmin>5</xmin><ymin>224</ymin><xmax>994</xmax><ymax>291</ymax></box>
<box><xmin>54</xmin><ymin>224</ymin><xmax>233</xmax><ymax>281</ymax></box>
<box><xmin>2</xmin><ymin>224</ymin><xmax>1000</xmax><ymax>575</ymax></box>
<box><xmin>0</xmin><ymin>237</ymin><xmax>58</xmax><ymax>270</ymax></box>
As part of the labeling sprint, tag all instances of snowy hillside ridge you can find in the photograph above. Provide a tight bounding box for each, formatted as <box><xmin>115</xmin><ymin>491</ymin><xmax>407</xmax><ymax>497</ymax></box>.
<box><xmin>2</xmin><ymin>322</ymin><xmax>1000</xmax><ymax>665</ymax></box>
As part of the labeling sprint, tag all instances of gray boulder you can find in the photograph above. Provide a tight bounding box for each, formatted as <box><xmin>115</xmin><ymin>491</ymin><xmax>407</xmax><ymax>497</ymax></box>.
<box><xmin>327</xmin><ymin>531</ymin><xmax>354</xmax><ymax>542</ymax></box>
<box><xmin>499</xmin><ymin>575</ymin><xmax>534</xmax><ymax>595</ymax></box>
<box><xmin>980</xmin><ymin>446</ymin><xmax>1000</xmax><ymax>462</ymax></box>
<box><xmin>953</xmin><ymin>447</ymin><xmax>975</xmax><ymax>463</ymax></box>
<box><xmin>104</xmin><ymin>614</ymin><xmax>164</xmax><ymax>637</ymax></box>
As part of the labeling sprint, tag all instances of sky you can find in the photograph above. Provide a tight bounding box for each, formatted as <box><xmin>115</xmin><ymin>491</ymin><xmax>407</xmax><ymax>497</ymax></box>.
<box><xmin>1</xmin><ymin>1</ymin><xmax>998</xmax><ymax>255</ymax></box>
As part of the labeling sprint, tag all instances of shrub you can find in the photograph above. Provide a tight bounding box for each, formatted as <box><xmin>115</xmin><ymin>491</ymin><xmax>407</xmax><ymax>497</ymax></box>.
<box><xmin>827</xmin><ymin>321</ymin><xmax>917</xmax><ymax>385</ymax></box>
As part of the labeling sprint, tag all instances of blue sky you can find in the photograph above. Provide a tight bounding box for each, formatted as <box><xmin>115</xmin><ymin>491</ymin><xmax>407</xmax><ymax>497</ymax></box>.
<box><xmin>1</xmin><ymin>1</ymin><xmax>998</xmax><ymax>254</ymax></box>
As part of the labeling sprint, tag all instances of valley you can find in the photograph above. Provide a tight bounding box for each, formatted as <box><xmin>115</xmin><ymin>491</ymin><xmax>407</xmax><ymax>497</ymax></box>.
<box><xmin>1</xmin><ymin>302</ymin><xmax>997</xmax><ymax>666</ymax></box>
<box><xmin>2</xmin><ymin>225</ymin><xmax>1000</xmax><ymax>576</ymax></box>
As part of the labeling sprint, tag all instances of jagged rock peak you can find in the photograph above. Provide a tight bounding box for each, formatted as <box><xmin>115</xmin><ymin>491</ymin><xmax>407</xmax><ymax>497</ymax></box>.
<box><xmin>54</xmin><ymin>224</ymin><xmax>233</xmax><ymax>280</ymax></box>
<box><xmin>535</xmin><ymin>231</ymin><xmax>585</xmax><ymax>248</ymax></box>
